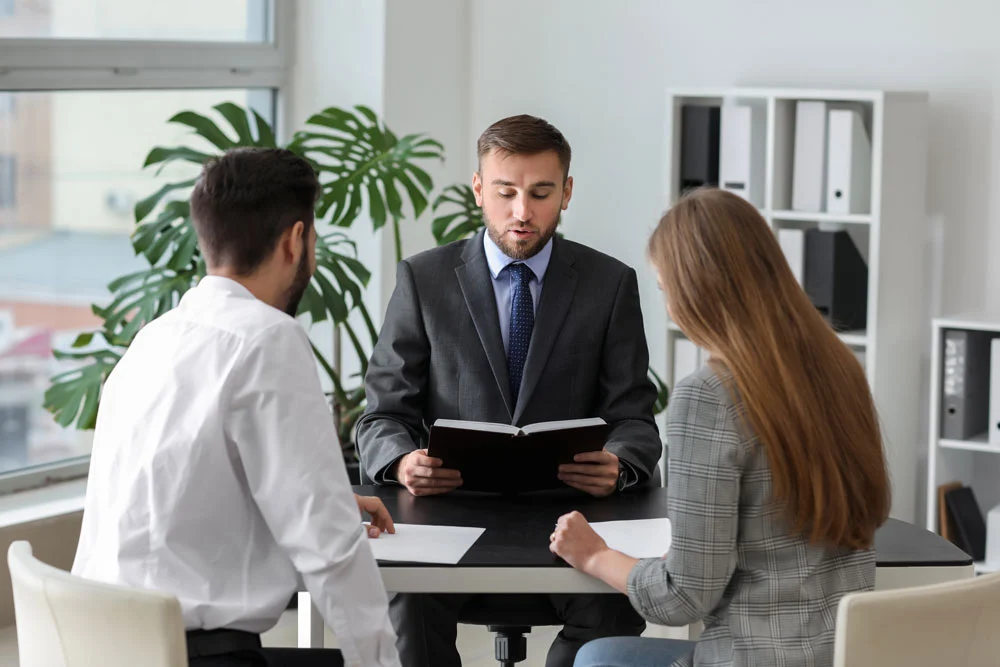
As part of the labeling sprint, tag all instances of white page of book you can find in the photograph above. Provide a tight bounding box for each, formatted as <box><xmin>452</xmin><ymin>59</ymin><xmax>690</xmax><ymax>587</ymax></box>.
<box><xmin>432</xmin><ymin>419</ymin><xmax>521</xmax><ymax>435</ymax></box>
<box><xmin>590</xmin><ymin>518</ymin><xmax>672</xmax><ymax>559</ymax></box>
<box><xmin>520</xmin><ymin>417</ymin><xmax>607</xmax><ymax>434</ymax></box>
<box><xmin>368</xmin><ymin>524</ymin><xmax>486</xmax><ymax>564</ymax></box>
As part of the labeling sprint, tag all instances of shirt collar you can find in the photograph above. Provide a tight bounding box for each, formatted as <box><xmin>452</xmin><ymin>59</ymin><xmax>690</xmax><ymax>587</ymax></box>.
<box><xmin>483</xmin><ymin>231</ymin><xmax>553</xmax><ymax>282</ymax></box>
<box><xmin>197</xmin><ymin>275</ymin><xmax>256</xmax><ymax>299</ymax></box>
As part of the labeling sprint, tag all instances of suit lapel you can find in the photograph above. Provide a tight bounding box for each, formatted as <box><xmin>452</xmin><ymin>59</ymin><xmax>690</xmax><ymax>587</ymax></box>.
<box><xmin>513</xmin><ymin>238</ymin><xmax>577</xmax><ymax>423</ymax></box>
<box><xmin>456</xmin><ymin>231</ymin><xmax>514</xmax><ymax>419</ymax></box>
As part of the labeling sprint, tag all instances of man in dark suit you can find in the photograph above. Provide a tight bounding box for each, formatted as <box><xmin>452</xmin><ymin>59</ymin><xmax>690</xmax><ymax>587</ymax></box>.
<box><xmin>356</xmin><ymin>115</ymin><xmax>661</xmax><ymax>667</ymax></box>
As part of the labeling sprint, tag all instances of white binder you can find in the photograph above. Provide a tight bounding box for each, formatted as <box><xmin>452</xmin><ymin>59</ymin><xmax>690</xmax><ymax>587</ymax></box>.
<box><xmin>791</xmin><ymin>101</ymin><xmax>828</xmax><ymax>212</ymax></box>
<box><xmin>719</xmin><ymin>105</ymin><xmax>765</xmax><ymax>207</ymax></box>
<box><xmin>777</xmin><ymin>228</ymin><xmax>805</xmax><ymax>286</ymax></box>
<box><xmin>826</xmin><ymin>109</ymin><xmax>872</xmax><ymax>214</ymax></box>
<box><xmin>990</xmin><ymin>338</ymin><xmax>1000</xmax><ymax>447</ymax></box>
<box><xmin>672</xmin><ymin>338</ymin><xmax>701</xmax><ymax>387</ymax></box>
<box><xmin>986</xmin><ymin>504</ymin><xmax>1000</xmax><ymax>568</ymax></box>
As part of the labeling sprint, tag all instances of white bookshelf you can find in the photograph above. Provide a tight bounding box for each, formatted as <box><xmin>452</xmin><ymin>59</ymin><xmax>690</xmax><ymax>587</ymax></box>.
<box><xmin>926</xmin><ymin>314</ymin><xmax>1000</xmax><ymax>574</ymax></box>
<box><xmin>663</xmin><ymin>87</ymin><xmax>929</xmax><ymax>522</ymax></box>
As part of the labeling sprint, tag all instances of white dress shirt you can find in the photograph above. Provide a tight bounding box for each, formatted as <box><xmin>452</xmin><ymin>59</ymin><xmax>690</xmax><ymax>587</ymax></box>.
<box><xmin>72</xmin><ymin>276</ymin><xmax>400</xmax><ymax>667</ymax></box>
<box><xmin>482</xmin><ymin>232</ymin><xmax>553</xmax><ymax>353</ymax></box>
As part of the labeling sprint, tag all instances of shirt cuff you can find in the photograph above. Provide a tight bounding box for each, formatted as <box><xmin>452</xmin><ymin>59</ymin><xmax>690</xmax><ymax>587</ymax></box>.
<box><xmin>375</xmin><ymin>454</ymin><xmax>408</xmax><ymax>485</ymax></box>
<box><xmin>620</xmin><ymin>458</ymin><xmax>640</xmax><ymax>489</ymax></box>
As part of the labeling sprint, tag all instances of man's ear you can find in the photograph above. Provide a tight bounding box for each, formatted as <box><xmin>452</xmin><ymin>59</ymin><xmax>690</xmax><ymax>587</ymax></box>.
<box><xmin>282</xmin><ymin>221</ymin><xmax>306</xmax><ymax>264</ymax></box>
<box><xmin>472</xmin><ymin>171</ymin><xmax>484</xmax><ymax>207</ymax></box>
<box><xmin>561</xmin><ymin>175</ymin><xmax>574</xmax><ymax>210</ymax></box>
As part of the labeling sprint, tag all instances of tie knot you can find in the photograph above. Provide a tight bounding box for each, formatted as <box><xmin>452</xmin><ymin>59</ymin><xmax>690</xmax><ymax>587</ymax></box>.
<box><xmin>507</xmin><ymin>262</ymin><xmax>534</xmax><ymax>286</ymax></box>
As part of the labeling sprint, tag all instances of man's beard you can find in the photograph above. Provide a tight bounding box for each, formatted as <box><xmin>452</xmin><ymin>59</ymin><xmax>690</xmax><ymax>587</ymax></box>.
<box><xmin>485</xmin><ymin>210</ymin><xmax>559</xmax><ymax>260</ymax></box>
<box><xmin>283</xmin><ymin>250</ymin><xmax>311</xmax><ymax>317</ymax></box>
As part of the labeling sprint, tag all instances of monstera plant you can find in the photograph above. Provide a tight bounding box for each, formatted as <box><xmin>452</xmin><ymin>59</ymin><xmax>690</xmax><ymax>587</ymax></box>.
<box><xmin>430</xmin><ymin>185</ymin><xmax>670</xmax><ymax>413</ymax></box>
<box><xmin>43</xmin><ymin>103</ymin><xmax>444</xmax><ymax>465</ymax></box>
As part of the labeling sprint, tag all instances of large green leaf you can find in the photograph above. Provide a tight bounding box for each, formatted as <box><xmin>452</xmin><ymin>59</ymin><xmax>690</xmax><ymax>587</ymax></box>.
<box><xmin>213</xmin><ymin>102</ymin><xmax>256</xmax><ymax>146</ymax></box>
<box><xmin>93</xmin><ymin>268</ymin><xmax>200</xmax><ymax>346</ymax></box>
<box><xmin>131</xmin><ymin>200</ymin><xmax>196</xmax><ymax>267</ymax></box>
<box><xmin>252</xmin><ymin>108</ymin><xmax>276</xmax><ymax>148</ymax></box>
<box><xmin>431</xmin><ymin>184</ymin><xmax>485</xmax><ymax>244</ymax></box>
<box><xmin>289</xmin><ymin>106</ymin><xmax>444</xmax><ymax>231</ymax></box>
<box><xmin>168</xmin><ymin>110</ymin><xmax>236</xmax><ymax>151</ymax></box>
<box><xmin>44</xmin><ymin>343</ymin><xmax>122</xmax><ymax>429</ymax></box>
<box><xmin>134</xmin><ymin>178</ymin><xmax>197</xmax><ymax>223</ymax></box>
<box><xmin>143</xmin><ymin>147</ymin><xmax>214</xmax><ymax>176</ymax></box>
<box><xmin>299</xmin><ymin>231</ymin><xmax>370</xmax><ymax>325</ymax></box>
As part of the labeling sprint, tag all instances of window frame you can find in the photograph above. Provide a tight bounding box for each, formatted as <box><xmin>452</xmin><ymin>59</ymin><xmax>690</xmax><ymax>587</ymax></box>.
<box><xmin>0</xmin><ymin>0</ymin><xmax>291</xmax><ymax>496</ymax></box>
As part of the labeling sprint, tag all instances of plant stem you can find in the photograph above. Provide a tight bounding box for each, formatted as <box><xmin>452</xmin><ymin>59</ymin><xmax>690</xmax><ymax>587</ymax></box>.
<box><xmin>310</xmin><ymin>341</ymin><xmax>348</xmax><ymax>407</ymax></box>
<box><xmin>393</xmin><ymin>216</ymin><xmax>403</xmax><ymax>265</ymax></box>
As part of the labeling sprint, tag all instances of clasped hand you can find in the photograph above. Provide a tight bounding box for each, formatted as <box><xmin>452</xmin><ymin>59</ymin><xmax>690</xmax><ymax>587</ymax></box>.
<box><xmin>394</xmin><ymin>448</ymin><xmax>618</xmax><ymax>497</ymax></box>
<box><xmin>558</xmin><ymin>450</ymin><xmax>620</xmax><ymax>497</ymax></box>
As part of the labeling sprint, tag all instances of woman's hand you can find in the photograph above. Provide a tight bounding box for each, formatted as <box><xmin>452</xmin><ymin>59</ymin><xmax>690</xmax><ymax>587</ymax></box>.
<box><xmin>355</xmin><ymin>494</ymin><xmax>396</xmax><ymax>538</ymax></box>
<box><xmin>549</xmin><ymin>511</ymin><xmax>610</xmax><ymax>574</ymax></box>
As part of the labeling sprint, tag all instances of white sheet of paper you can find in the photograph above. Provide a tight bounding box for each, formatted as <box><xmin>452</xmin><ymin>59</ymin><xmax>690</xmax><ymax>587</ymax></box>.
<box><xmin>368</xmin><ymin>524</ymin><xmax>486</xmax><ymax>564</ymax></box>
<box><xmin>590</xmin><ymin>518</ymin><xmax>672</xmax><ymax>559</ymax></box>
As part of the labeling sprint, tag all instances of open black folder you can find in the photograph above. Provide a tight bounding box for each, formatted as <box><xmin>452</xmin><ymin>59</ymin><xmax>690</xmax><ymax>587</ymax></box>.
<box><xmin>426</xmin><ymin>417</ymin><xmax>610</xmax><ymax>493</ymax></box>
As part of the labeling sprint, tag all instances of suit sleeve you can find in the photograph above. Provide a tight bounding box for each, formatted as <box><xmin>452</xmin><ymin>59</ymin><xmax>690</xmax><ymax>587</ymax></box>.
<box><xmin>355</xmin><ymin>260</ymin><xmax>432</xmax><ymax>484</ymax></box>
<box><xmin>600</xmin><ymin>267</ymin><xmax>662</xmax><ymax>485</ymax></box>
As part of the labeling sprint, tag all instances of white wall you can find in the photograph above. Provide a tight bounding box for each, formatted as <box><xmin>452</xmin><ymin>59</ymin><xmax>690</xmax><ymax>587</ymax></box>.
<box><xmin>286</xmin><ymin>0</ymin><xmax>387</xmax><ymax>382</ymax></box>
<box><xmin>382</xmin><ymin>0</ymin><xmax>472</xmax><ymax>309</ymax></box>
<box><xmin>467</xmin><ymin>0</ymin><xmax>1000</xmax><ymax>523</ymax></box>
<box><xmin>288</xmin><ymin>0</ymin><xmax>471</xmax><ymax>380</ymax></box>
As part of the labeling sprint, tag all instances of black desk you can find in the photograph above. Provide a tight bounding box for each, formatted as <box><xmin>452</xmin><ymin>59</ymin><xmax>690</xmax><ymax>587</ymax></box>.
<box><xmin>297</xmin><ymin>485</ymin><xmax>973</xmax><ymax>647</ymax></box>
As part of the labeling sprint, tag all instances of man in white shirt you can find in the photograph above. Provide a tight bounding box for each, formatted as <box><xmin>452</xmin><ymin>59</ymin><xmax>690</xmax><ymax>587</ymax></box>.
<box><xmin>73</xmin><ymin>148</ymin><xmax>401</xmax><ymax>667</ymax></box>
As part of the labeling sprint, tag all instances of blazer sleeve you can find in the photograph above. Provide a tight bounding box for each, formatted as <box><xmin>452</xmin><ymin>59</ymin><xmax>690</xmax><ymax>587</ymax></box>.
<box><xmin>599</xmin><ymin>267</ymin><xmax>662</xmax><ymax>484</ymax></box>
<box><xmin>355</xmin><ymin>260</ymin><xmax>431</xmax><ymax>484</ymax></box>
<box><xmin>625</xmin><ymin>371</ymin><xmax>745</xmax><ymax>626</ymax></box>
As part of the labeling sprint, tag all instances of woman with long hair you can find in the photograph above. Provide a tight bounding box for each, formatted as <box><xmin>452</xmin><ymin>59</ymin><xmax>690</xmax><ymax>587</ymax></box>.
<box><xmin>552</xmin><ymin>188</ymin><xmax>890</xmax><ymax>667</ymax></box>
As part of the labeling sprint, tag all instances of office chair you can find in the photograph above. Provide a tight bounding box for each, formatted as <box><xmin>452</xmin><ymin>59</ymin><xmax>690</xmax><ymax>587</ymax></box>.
<box><xmin>460</xmin><ymin>597</ymin><xmax>563</xmax><ymax>666</ymax></box>
<box><xmin>834</xmin><ymin>570</ymin><xmax>1000</xmax><ymax>666</ymax></box>
<box><xmin>8</xmin><ymin>541</ymin><xmax>187</xmax><ymax>667</ymax></box>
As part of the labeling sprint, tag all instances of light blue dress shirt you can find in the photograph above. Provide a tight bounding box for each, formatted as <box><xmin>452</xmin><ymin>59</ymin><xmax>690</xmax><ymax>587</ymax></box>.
<box><xmin>483</xmin><ymin>232</ymin><xmax>553</xmax><ymax>354</ymax></box>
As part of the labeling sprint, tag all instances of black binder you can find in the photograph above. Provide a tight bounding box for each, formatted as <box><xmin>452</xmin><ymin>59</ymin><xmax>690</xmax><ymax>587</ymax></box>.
<box><xmin>940</xmin><ymin>329</ymin><xmax>994</xmax><ymax>440</ymax></box>
<box><xmin>679</xmin><ymin>105</ymin><xmax>720</xmax><ymax>194</ymax></box>
<box><xmin>944</xmin><ymin>486</ymin><xmax>987</xmax><ymax>561</ymax></box>
<box><xmin>804</xmin><ymin>229</ymin><xmax>868</xmax><ymax>331</ymax></box>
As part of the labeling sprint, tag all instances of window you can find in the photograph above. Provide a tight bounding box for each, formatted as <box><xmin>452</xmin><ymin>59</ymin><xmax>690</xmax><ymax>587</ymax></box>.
<box><xmin>0</xmin><ymin>0</ymin><xmax>268</xmax><ymax>42</ymax></box>
<box><xmin>0</xmin><ymin>2</ymin><xmax>287</xmax><ymax>493</ymax></box>
<box><xmin>0</xmin><ymin>155</ymin><xmax>14</xmax><ymax>209</ymax></box>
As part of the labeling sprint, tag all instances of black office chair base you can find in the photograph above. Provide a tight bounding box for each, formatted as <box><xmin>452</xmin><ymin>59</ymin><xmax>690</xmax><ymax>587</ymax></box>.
<box><xmin>487</xmin><ymin>625</ymin><xmax>531</xmax><ymax>666</ymax></box>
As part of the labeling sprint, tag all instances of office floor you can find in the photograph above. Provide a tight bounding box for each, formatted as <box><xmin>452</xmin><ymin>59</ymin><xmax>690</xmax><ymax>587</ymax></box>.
<box><xmin>0</xmin><ymin>609</ymin><xmax>563</xmax><ymax>667</ymax></box>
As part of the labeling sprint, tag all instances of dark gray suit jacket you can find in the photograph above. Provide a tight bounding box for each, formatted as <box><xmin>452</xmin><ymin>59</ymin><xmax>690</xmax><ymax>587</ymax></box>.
<box><xmin>356</xmin><ymin>230</ymin><xmax>661</xmax><ymax>485</ymax></box>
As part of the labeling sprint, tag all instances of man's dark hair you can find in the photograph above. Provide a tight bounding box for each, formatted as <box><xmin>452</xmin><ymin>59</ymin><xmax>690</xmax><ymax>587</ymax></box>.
<box><xmin>477</xmin><ymin>114</ymin><xmax>572</xmax><ymax>181</ymax></box>
<box><xmin>190</xmin><ymin>147</ymin><xmax>320</xmax><ymax>276</ymax></box>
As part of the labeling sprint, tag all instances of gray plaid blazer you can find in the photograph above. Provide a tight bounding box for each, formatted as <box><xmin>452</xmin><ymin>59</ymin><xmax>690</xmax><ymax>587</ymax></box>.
<box><xmin>627</xmin><ymin>363</ymin><xmax>875</xmax><ymax>667</ymax></box>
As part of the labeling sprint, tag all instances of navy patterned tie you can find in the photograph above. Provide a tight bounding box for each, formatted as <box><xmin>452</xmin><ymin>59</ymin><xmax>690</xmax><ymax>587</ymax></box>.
<box><xmin>506</xmin><ymin>262</ymin><xmax>535</xmax><ymax>404</ymax></box>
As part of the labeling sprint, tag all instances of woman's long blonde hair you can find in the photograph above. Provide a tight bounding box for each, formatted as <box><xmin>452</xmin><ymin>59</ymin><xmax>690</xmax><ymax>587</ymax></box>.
<box><xmin>649</xmin><ymin>188</ymin><xmax>890</xmax><ymax>550</ymax></box>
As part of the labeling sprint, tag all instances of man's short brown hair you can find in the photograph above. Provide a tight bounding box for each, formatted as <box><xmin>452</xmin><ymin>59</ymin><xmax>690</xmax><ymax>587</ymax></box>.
<box><xmin>190</xmin><ymin>147</ymin><xmax>319</xmax><ymax>275</ymax></box>
<box><xmin>477</xmin><ymin>115</ymin><xmax>572</xmax><ymax>181</ymax></box>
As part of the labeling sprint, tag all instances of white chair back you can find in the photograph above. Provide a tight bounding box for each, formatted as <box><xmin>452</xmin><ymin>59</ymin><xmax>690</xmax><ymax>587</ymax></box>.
<box><xmin>7</xmin><ymin>540</ymin><xmax>187</xmax><ymax>667</ymax></box>
<box><xmin>834</xmin><ymin>570</ymin><xmax>1000</xmax><ymax>666</ymax></box>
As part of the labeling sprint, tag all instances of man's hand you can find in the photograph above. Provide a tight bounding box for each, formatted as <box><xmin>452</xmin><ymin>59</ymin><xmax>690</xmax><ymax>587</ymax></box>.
<box><xmin>558</xmin><ymin>450</ymin><xmax>619</xmax><ymax>497</ymax></box>
<box><xmin>355</xmin><ymin>494</ymin><xmax>395</xmax><ymax>538</ymax></box>
<box><xmin>393</xmin><ymin>449</ymin><xmax>463</xmax><ymax>497</ymax></box>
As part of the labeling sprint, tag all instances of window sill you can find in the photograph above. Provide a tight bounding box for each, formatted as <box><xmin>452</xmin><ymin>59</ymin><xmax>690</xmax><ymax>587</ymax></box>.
<box><xmin>0</xmin><ymin>479</ymin><xmax>86</xmax><ymax>530</ymax></box>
